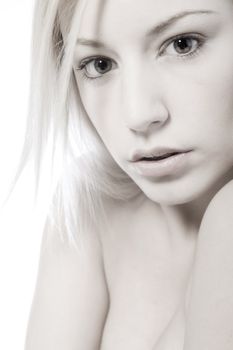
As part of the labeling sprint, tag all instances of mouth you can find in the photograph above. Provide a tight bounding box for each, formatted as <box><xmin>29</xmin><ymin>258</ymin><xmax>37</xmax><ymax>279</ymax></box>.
<box><xmin>130</xmin><ymin>147</ymin><xmax>192</xmax><ymax>163</ymax></box>
<box><xmin>129</xmin><ymin>148</ymin><xmax>193</xmax><ymax>178</ymax></box>
<box><xmin>139</xmin><ymin>152</ymin><xmax>181</xmax><ymax>162</ymax></box>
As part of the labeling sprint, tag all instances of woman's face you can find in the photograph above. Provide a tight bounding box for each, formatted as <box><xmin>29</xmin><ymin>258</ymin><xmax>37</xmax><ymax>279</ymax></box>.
<box><xmin>74</xmin><ymin>0</ymin><xmax>233</xmax><ymax>205</ymax></box>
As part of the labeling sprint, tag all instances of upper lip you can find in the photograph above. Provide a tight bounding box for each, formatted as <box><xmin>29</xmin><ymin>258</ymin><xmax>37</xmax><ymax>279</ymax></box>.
<box><xmin>130</xmin><ymin>147</ymin><xmax>192</xmax><ymax>162</ymax></box>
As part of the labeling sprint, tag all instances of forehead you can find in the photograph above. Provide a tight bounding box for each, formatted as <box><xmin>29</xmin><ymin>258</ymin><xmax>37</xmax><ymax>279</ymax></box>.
<box><xmin>78</xmin><ymin>0</ymin><xmax>228</xmax><ymax>40</ymax></box>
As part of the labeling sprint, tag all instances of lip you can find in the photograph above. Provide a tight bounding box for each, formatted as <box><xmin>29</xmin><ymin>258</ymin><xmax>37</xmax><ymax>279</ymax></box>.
<box><xmin>129</xmin><ymin>150</ymin><xmax>193</xmax><ymax>178</ymax></box>
<box><xmin>130</xmin><ymin>147</ymin><xmax>192</xmax><ymax>162</ymax></box>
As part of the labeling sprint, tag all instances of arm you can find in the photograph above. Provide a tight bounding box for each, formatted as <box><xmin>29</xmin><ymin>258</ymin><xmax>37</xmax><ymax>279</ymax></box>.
<box><xmin>25</xmin><ymin>221</ymin><xmax>109</xmax><ymax>350</ymax></box>
<box><xmin>184</xmin><ymin>180</ymin><xmax>233</xmax><ymax>350</ymax></box>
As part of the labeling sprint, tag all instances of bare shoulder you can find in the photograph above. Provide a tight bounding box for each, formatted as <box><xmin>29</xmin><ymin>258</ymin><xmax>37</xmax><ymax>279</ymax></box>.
<box><xmin>183</xmin><ymin>179</ymin><xmax>233</xmax><ymax>350</ymax></box>
<box><xmin>208</xmin><ymin>179</ymin><xmax>233</xmax><ymax>209</ymax></box>
<box><xmin>25</xmin><ymin>217</ymin><xmax>109</xmax><ymax>350</ymax></box>
<box><xmin>200</xmin><ymin>179</ymin><xmax>233</xmax><ymax>231</ymax></box>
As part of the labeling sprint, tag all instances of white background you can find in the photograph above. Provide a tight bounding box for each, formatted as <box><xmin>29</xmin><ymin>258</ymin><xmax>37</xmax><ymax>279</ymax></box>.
<box><xmin>0</xmin><ymin>1</ymin><xmax>41</xmax><ymax>349</ymax></box>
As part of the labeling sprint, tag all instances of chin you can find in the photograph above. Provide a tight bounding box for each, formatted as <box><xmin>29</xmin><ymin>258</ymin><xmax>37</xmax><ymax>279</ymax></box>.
<box><xmin>137</xmin><ymin>180</ymin><xmax>209</xmax><ymax>207</ymax></box>
<box><xmin>144</xmin><ymin>192</ymin><xmax>197</xmax><ymax>206</ymax></box>
<box><xmin>142</xmin><ymin>177</ymin><xmax>231</xmax><ymax>208</ymax></box>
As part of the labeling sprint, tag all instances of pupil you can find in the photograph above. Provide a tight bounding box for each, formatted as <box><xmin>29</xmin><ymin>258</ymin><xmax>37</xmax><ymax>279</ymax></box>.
<box><xmin>174</xmin><ymin>38</ymin><xmax>192</xmax><ymax>54</ymax></box>
<box><xmin>95</xmin><ymin>59</ymin><xmax>111</xmax><ymax>73</ymax></box>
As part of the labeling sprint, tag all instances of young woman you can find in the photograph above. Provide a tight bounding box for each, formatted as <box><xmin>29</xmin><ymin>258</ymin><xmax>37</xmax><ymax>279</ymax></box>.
<box><xmin>24</xmin><ymin>0</ymin><xmax>233</xmax><ymax>349</ymax></box>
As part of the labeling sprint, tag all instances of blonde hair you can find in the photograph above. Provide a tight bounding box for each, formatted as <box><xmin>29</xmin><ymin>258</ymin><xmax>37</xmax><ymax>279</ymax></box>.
<box><xmin>19</xmin><ymin>0</ymin><xmax>141</xmax><ymax>249</ymax></box>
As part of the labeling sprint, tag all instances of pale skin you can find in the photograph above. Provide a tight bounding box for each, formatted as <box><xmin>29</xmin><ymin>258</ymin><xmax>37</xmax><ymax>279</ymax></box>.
<box><xmin>25</xmin><ymin>0</ymin><xmax>233</xmax><ymax>349</ymax></box>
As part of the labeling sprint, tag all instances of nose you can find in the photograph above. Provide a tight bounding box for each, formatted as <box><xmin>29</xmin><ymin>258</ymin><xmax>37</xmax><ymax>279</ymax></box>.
<box><xmin>121</xmin><ymin>68</ymin><xmax>169</xmax><ymax>133</ymax></box>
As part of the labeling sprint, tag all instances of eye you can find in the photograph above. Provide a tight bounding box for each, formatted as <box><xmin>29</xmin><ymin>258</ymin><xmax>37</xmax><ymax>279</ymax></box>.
<box><xmin>76</xmin><ymin>56</ymin><xmax>117</xmax><ymax>79</ymax></box>
<box><xmin>160</xmin><ymin>34</ymin><xmax>205</xmax><ymax>58</ymax></box>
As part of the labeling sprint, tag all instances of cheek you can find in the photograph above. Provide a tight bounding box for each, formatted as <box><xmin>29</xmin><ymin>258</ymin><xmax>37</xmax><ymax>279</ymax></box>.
<box><xmin>78</xmin><ymin>84</ymin><xmax>125</xmax><ymax>157</ymax></box>
<box><xmin>194</xmin><ymin>73</ymin><xmax>233</xmax><ymax>141</ymax></box>
<box><xmin>78</xmin><ymin>84</ymin><xmax>108</xmax><ymax>132</ymax></box>
<box><xmin>166</xmin><ymin>53</ymin><xmax>233</xmax><ymax>144</ymax></box>
<box><xmin>193</xmin><ymin>41</ymin><xmax>233</xmax><ymax>127</ymax></box>
<box><xmin>78</xmin><ymin>82</ymin><xmax>120</xmax><ymax>131</ymax></box>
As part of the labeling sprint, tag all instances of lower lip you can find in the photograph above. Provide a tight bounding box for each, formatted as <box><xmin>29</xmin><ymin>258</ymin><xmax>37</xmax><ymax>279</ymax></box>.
<box><xmin>131</xmin><ymin>151</ymin><xmax>192</xmax><ymax>178</ymax></box>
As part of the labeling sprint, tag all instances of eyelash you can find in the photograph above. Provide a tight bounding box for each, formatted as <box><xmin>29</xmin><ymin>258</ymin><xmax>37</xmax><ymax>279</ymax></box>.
<box><xmin>76</xmin><ymin>33</ymin><xmax>206</xmax><ymax>83</ymax></box>
<box><xmin>159</xmin><ymin>33</ymin><xmax>205</xmax><ymax>59</ymax></box>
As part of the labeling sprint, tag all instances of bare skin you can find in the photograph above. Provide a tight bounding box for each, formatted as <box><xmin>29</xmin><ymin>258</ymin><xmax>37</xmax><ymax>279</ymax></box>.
<box><xmin>26</xmin><ymin>191</ymin><xmax>196</xmax><ymax>350</ymax></box>
<box><xmin>99</xmin><ymin>193</ymin><xmax>197</xmax><ymax>349</ymax></box>
<box><xmin>25</xmin><ymin>180</ymin><xmax>233</xmax><ymax>350</ymax></box>
<box><xmin>183</xmin><ymin>179</ymin><xmax>233</xmax><ymax>350</ymax></box>
<box><xmin>100</xmin><ymin>180</ymin><xmax>233</xmax><ymax>349</ymax></box>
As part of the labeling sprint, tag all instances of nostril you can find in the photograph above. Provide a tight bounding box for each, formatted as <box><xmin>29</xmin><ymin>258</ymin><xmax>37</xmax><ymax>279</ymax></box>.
<box><xmin>128</xmin><ymin>112</ymin><xmax>169</xmax><ymax>133</ymax></box>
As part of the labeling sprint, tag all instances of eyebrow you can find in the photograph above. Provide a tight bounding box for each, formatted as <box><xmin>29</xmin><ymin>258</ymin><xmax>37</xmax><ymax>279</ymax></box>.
<box><xmin>147</xmin><ymin>9</ymin><xmax>217</xmax><ymax>36</ymax></box>
<box><xmin>76</xmin><ymin>9</ymin><xmax>217</xmax><ymax>48</ymax></box>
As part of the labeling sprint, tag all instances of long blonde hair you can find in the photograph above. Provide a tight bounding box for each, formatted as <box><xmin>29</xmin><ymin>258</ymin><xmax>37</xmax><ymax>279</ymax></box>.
<box><xmin>20</xmin><ymin>0</ymin><xmax>141</xmax><ymax>249</ymax></box>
